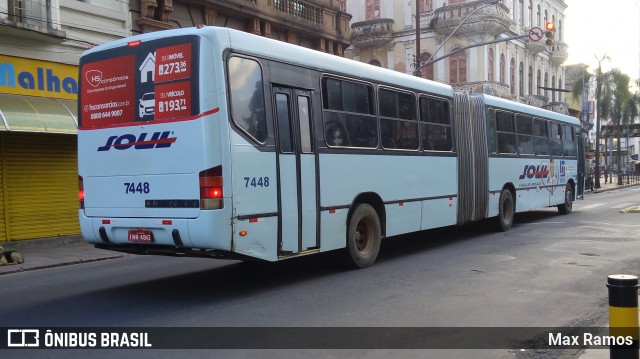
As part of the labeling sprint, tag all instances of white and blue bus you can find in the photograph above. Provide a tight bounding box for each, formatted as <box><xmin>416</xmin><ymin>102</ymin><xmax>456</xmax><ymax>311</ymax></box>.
<box><xmin>78</xmin><ymin>26</ymin><xmax>583</xmax><ymax>268</ymax></box>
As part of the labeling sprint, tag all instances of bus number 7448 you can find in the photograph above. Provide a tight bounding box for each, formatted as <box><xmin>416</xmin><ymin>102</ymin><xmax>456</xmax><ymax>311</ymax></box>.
<box><xmin>243</xmin><ymin>177</ymin><xmax>269</xmax><ymax>188</ymax></box>
<box><xmin>124</xmin><ymin>182</ymin><xmax>150</xmax><ymax>194</ymax></box>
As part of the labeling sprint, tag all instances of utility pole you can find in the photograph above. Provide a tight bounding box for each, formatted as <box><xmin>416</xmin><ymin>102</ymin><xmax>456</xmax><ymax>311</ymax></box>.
<box><xmin>415</xmin><ymin>0</ymin><xmax>420</xmax><ymax>75</ymax></box>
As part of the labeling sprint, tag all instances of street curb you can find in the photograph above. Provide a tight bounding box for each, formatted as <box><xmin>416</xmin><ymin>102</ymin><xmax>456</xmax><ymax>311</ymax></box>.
<box><xmin>584</xmin><ymin>184</ymin><xmax>640</xmax><ymax>195</ymax></box>
<box><xmin>0</xmin><ymin>254</ymin><xmax>125</xmax><ymax>275</ymax></box>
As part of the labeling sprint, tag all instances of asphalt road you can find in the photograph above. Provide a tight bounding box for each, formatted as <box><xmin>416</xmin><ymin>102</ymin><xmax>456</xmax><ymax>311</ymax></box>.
<box><xmin>2</xmin><ymin>187</ymin><xmax>640</xmax><ymax>359</ymax></box>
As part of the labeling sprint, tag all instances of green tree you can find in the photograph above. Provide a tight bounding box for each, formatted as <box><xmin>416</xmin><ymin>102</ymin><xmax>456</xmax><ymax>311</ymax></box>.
<box><xmin>600</xmin><ymin>69</ymin><xmax>633</xmax><ymax>183</ymax></box>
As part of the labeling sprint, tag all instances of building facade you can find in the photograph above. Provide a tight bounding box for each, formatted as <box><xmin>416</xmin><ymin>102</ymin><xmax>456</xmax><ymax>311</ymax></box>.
<box><xmin>345</xmin><ymin>0</ymin><xmax>569</xmax><ymax>113</ymax></box>
<box><xmin>131</xmin><ymin>0</ymin><xmax>351</xmax><ymax>57</ymax></box>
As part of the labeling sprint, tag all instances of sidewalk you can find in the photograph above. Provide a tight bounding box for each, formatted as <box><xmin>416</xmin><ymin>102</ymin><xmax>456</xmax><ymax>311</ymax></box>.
<box><xmin>583</xmin><ymin>175</ymin><xmax>637</xmax><ymax>195</ymax></box>
<box><xmin>0</xmin><ymin>235</ymin><xmax>125</xmax><ymax>275</ymax></box>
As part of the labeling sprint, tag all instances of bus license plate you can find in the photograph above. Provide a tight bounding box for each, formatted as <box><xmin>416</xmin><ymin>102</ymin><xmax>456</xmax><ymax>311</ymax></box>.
<box><xmin>128</xmin><ymin>229</ymin><xmax>153</xmax><ymax>243</ymax></box>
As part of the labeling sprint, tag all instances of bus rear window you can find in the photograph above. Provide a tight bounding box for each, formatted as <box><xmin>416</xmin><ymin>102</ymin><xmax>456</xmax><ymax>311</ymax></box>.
<box><xmin>79</xmin><ymin>36</ymin><xmax>200</xmax><ymax>128</ymax></box>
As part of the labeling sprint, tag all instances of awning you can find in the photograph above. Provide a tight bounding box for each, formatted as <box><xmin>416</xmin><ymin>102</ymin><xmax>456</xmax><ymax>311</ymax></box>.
<box><xmin>0</xmin><ymin>93</ymin><xmax>77</xmax><ymax>134</ymax></box>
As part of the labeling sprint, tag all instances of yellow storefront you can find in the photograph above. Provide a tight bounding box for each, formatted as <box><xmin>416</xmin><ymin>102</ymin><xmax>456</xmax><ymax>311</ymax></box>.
<box><xmin>0</xmin><ymin>55</ymin><xmax>79</xmax><ymax>241</ymax></box>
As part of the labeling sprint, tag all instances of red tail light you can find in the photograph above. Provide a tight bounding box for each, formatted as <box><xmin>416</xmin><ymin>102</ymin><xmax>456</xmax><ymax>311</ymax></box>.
<box><xmin>78</xmin><ymin>176</ymin><xmax>85</xmax><ymax>209</ymax></box>
<box><xmin>199</xmin><ymin>166</ymin><xmax>223</xmax><ymax>209</ymax></box>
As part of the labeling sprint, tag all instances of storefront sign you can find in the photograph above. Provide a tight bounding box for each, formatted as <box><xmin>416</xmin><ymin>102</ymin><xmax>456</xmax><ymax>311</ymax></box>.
<box><xmin>0</xmin><ymin>55</ymin><xmax>78</xmax><ymax>100</ymax></box>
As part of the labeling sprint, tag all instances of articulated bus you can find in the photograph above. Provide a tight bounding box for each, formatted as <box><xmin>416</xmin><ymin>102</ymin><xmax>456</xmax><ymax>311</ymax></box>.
<box><xmin>78</xmin><ymin>26</ymin><xmax>583</xmax><ymax>268</ymax></box>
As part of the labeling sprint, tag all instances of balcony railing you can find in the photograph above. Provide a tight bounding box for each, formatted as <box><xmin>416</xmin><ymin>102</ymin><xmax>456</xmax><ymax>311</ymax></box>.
<box><xmin>2</xmin><ymin>0</ymin><xmax>65</xmax><ymax>40</ymax></box>
<box><xmin>542</xmin><ymin>101</ymin><xmax>569</xmax><ymax>115</ymax></box>
<box><xmin>419</xmin><ymin>10</ymin><xmax>435</xmax><ymax>28</ymax></box>
<box><xmin>7</xmin><ymin>0</ymin><xmax>52</xmax><ymax>27</ymax></box>
<box><xmin>549</xmin><ymin>41</ymin><xmax>568</xmax><ymax>66</ymax></box>
<box><xmin>273</xmin><ymin>0</ymin><xmax>323</xmax><ymax>25</ymax></box>
<box><xmin>525</xmin><ymin>40</ymin><xmax>547</xmax><ymax>55</ymax></box>
<box><xmin>454</xmin><ymin>81</ymin><xmax>512</xmax><ymax>100</ymax></box>
<box><xmin>432</xmin><ymin>0</ymin><xmax>512</xmax><ymax>39</ymax></box>
<box><xmin>524</xmin><ymin>94</ymin><xmax>548</xmax><ymax>108</ymax></box>
<box><xmin>350</xmin><ymin>18</ymin><xmax>394</xmax><ymax>48</ymax></box>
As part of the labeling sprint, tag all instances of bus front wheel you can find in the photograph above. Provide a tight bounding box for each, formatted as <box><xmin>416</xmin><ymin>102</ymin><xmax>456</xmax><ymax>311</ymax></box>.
<box><xmin>557</xmin><ymin>184</ymin><xmax>573</xmax><ymax>215</ymax></box>
<box><xmin>497</xmin><ymin>189</ymin><xmax>514</xmax><ymax>231</ymax></box>
<box><xmin>344</xmin><ymin>203</ymin><xmax>381</xmax><ymax>269</ymax></box>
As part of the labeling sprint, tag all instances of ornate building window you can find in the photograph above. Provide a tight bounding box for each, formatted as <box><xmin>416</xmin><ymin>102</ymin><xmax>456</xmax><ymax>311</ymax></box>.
<box><xmin>488</xmin><ymin>48</ymin><xmax>495</xmax><ymax>81</ymax></box>
<box><xmin>557</xmin><ymin>78</ymin><xmax>563</xmax><ymax>102</ymax></box>
<box><xmin>419</xmin><ymin>0</ymin><xmax>433</xmax><ymax>12</ymax></box>
<box><xmin>449</xmin><ymin>48</ymin><xmax>467</xmax><ymax>84</ymax></box>
<box><xmin>519</xmin><ymin>61</ymin><xmax>525</xmax><ymax>96</ymax></box>
<box><xmin>500</xmin><ymin>53</ymin><xmax>505</xmax><ymax>84</ymax></box>
<box><xmin>510</xmin><ymin>57</ymin><xmax>515</xmax><ymax>95</ymax></box>
<box><xmin>369</xmin><ymin>59</ymin><xmax>382</xmax><ymax>67</ymax></box>
<box><xmin>544</xmin><ymin>72</ymin><xmax>549</xmax><ymax>98</ymax></box>
<box><xmin>528</xmin><ymin>65</ymin><xmax>533</xmax><ymax>95</ymax></box>
<box><xmin>366</xmin><ymin>0</ymin><xmax>381</xmax><ymax>19</ymax></box>
<box><xmin>419</xmin><ymin>52</ymin><xmax>435</xmax><ymax>80</ymax></box>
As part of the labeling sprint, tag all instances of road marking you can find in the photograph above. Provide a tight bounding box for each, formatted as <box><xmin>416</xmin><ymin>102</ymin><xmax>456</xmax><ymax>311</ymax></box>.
<box><xmin>581</xmin><ymin>221</ymin><xmax>640</xmax><ymax>228</ymax></box>
<box><xmin>611</xmin><ymin>203</ymin><xmax>636</xmax><ymax>209</ymax></box>
<box><xmin>579</xmin><ymin>203</ymin><xmax>605</xmax><ymax>210</ymax></box>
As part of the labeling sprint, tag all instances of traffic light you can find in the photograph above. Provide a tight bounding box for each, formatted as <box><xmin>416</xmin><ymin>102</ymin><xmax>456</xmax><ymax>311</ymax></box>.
<box><xmin>545</xmin><ymin>22</ymin><xmax>555</xmax><ymax>47</ymax></box>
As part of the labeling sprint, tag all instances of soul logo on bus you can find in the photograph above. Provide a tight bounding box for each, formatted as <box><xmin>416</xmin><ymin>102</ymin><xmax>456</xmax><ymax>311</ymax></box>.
<box><xmin>519</xmin><ymin>160</ymin><xmax>566</xmax><ymax>180</ymax></box>
<box><xmin>519</xmin><ymin>164</ymin><xmax>549</xmax><ymax>179</ymax></box>
<box><xmin>97</xmin><ymin>131</ymin><xmax>177</xmax><ymax>151</ymax></box>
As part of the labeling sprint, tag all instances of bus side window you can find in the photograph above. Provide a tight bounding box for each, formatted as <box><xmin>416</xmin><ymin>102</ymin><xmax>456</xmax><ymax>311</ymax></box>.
<box><xmin>496</xmin><ymin>111</ymin><xmax>516</xmax><ymax>154</ymax></box>
<box><xmin>322</xmin><ymin>77</ymin><xmax>376</xmax><ymax>148</ymax></box>
<box><xmin>420</xmin><ymin>97</ymin><xmax>452</xmax><ymax>151</ymax></box>
<box><xmin>549</xmin><ymin>122</ymin><xmax>563</xmax><ymax>156</ymax></box>
<box><xmin>533</xmin><ymin>118</ymin><xmax>549</xmax><ymax>155</ymax></box>
<box><xmin>379</xmin><ymin>89</ymin><xmax>418</xmax><ymax>150</ymax></box>
<box><xmin>516</xmin><ymin>114</ymin><xmax>534</xmax><ymax>155</ymax></box>
<box><xmin>228</xmin><ymin>56</ymin><xmax>267</xmax><ymax>144</ymax></box>
<box><xmin>562</xmin><ymin>125</ymin><xmax>576</xmax><ymax>157</ymax></box>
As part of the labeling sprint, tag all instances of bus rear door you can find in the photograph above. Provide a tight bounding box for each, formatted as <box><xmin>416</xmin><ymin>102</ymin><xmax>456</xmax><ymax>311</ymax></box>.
<box><xmin>273</xmin><ymin>87</ymin><xmax>318</xmax><ymax>256</ymax></box>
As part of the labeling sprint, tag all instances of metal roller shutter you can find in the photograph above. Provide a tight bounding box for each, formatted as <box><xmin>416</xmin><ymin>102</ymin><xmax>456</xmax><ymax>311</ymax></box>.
<box><xmin>1</xmin><ymin>132</ymin><xmax>79</xmax><ymax>241</ymax></box>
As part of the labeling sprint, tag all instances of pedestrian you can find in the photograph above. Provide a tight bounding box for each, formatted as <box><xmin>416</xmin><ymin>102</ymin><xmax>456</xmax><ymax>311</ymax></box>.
<box><xmin>604</xmin><ymin>167</ymin><xmax>608</xmax><ymax>184</ymax></box>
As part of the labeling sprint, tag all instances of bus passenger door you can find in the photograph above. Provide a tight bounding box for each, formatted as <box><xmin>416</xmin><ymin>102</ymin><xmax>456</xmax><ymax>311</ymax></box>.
<box><xmin>273</xmin><ymin>87</ymin><xmax>318</xmax><ymax>255</ymax></box>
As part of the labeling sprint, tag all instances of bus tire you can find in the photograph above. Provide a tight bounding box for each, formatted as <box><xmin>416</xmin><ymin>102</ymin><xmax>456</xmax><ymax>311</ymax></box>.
<box><xmin>557</xmin><ymin>184</ymin><xmax>573</xmax><ymax>215</ymax></box>
<box><xmin>344</xmin><ymin>203</ymin><xmax>381</xmax><ymax>269</ymax></box>
<box><xmin>497</xmin><ymin>189</ymin><xmax>514</xmax><ymax>231</ymax></box>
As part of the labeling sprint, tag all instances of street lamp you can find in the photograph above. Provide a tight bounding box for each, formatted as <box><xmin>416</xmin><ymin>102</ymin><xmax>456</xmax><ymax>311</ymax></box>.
<box><xmin>413</xmin><ymin>0</ymin><xmax>501</xmax><ymax>76</ymax></box>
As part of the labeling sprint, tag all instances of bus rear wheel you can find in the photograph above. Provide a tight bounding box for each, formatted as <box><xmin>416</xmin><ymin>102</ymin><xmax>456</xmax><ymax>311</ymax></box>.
<box><xmin>497</xmin><ymin>189</ymin><xmax>514</xmax><ymax>231</ymax></box>
<box><xmin>557</xmin><ymin>184</ymin><xmax>573</xmax><ymax>215</ymax></box>
<box><xmin>344</xmin><ymin>203</ymin><xmax>381</xmax><ymax>269</ymax></box>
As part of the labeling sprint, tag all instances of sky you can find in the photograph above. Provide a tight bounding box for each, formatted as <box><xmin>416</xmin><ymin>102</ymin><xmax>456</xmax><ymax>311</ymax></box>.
<box><xmin>564</xmin><ymin>0</ymin><xmax>640</xmax><ymax>81</ymax></box>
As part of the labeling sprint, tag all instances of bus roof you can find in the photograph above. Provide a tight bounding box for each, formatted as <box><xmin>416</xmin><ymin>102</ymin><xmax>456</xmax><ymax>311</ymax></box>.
<box><xmin>82</xmin><ymin>26</ymin><xmax>454</xmax><ymax>99</ymax></box>
<box><xmin>222</xmin><ymin>27</ymin><xmax>454</xmax><ymax>98</ymax></box>
<box><xmin>473</xmin><ymin>93</ymin><xmax>581</xmax><ymax>126</ymax></box>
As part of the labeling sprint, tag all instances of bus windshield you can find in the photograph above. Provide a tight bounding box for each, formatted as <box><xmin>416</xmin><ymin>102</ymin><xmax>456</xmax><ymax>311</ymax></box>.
<box><xmin>79</xmin><ymin>36</ymin><xmax>200</xmax><ymax>129</ymax></box>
